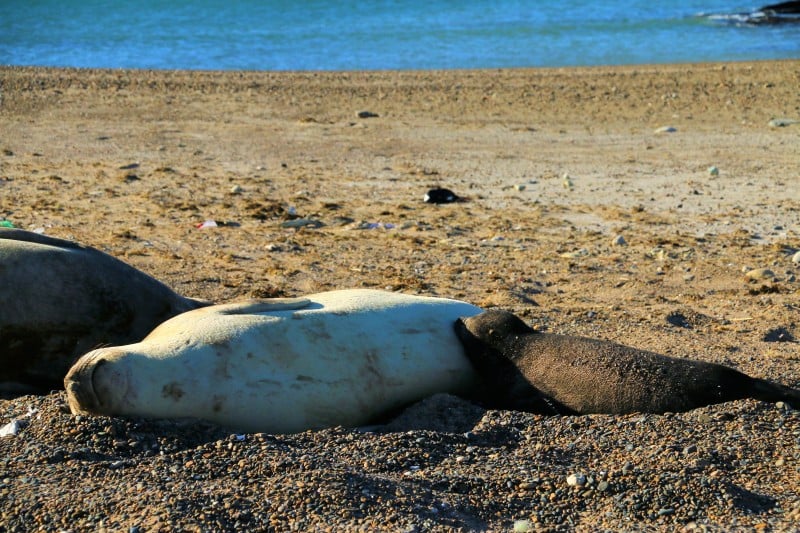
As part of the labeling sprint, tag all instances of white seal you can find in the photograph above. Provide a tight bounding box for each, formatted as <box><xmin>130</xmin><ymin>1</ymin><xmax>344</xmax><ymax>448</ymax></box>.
<box><xmin>64</xmin><ymin>289</ymin><xmax>482</xmax><ymax>433</ymax></box>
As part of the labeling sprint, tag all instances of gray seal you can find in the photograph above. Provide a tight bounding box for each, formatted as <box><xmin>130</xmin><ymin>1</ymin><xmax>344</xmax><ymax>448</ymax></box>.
<box><xmin>454</xmin><ymin>309</ymin><xmax>800</xmax><ymax>414</ymax></box>
<box><xmin>0</xmin><ymin>228</ymin><xmax>207</xmax><ymax>395</ymax></box>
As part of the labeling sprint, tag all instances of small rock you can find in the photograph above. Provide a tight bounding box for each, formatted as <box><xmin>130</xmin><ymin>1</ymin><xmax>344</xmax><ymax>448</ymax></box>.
<box><xmin>654</xmin><ymin>126</ymin><xmax>677</xmax><ymax>133</ymax></box>
<box><xmin>560</xmin><ymin>248</ymin><xmax>589</xmax><ymax>258</ymax></box>
<box><xmin>0</xmin><ymin>419</ymin><xmax>25</xmax><ymax>437</ymax></box>
<box><xmin>357</xmin><ymin>110</ymin><xmax>379</xmax><ymax>119</ymax></box>
<box><xmin>562</xmin><ymin>173</ymin><xmax>574</xmax><ymax>190</ymax></box>
<box><xmin>744</xmin><ymin>268</ymin><xmax>776</xmax><ymax>280</ymax></box>
<box><xmin>596</xmin><ymin>481</ymin><xmax>609</xmax><ymax>492</ymax></box>
<box><xmin>768</xmin><ymin>118</ymin><xmax>799</xmax><ymax>128</ymax></box>
<box><xmin>513</xmin><ymin>519</ymin><xmax>534</xmax><ymax>532</ymax></box>
<box><xmin>791</xmin><ymin>251</ymin><xmax>800</xmax><ymax>264</ymax></box>
<box><xmin>666</xmin><ymin>312</ymin><xmax>691</xmax><ymax>329</ymax></box>
<box><xmin>230</xmin><ymin>185</ymin><xmax>243</xmax><ymax>194</ymax></box>
<box><xmin>707</xmin><ymin>165</ymin><xmax>719</xmax><ymax>176</ymax></box>
<box><xmin>658</xmin><ymin>508</ymin><xmax>675</xmax><ymax>517</ymax></box>
<box><xmin>612</xmin><ymin>234</ymin><xmax>627</xmax><ymax>246</ymax></box>
<box><xmin>566</xmin><ymin>473</ymin><xmax>587</xmax><ymax>487</ymax></box>
<box><xmin>280</xmin><ymin>218</ymin><xmax>323</xmax><ymax>229</ymax></box>
<box><xmin>514</xmin><ymin>184</ymin><xmax>526</xmax><ymax>192</ymax></box>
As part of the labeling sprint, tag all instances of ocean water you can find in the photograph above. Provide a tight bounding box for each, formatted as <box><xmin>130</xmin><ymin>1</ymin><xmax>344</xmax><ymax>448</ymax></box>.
<box><xmin>1</xmin><ymin>1</ymin><xmax>799</xmax><ymax>71</ymax></box>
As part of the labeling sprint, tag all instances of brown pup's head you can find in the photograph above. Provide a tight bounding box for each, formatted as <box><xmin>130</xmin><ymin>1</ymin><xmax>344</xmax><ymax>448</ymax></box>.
<box><xmin>454</xmin><ymin>309</ymin><xmax>533</xmax><ymax>353</ymax></box>
<box><xmin>454</xmin><ymin>309</ymin><xmax>562</xmax><ymax>412</ymax></box>
<box><xmin>453</xmin><ymin>309</ymin><xmax>536</xmax><ymax>374</ymax></box>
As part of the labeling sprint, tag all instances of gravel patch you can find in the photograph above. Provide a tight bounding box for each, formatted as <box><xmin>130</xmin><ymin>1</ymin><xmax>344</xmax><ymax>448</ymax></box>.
<box><xmin>2</xmin><ymin>393</ymin><xmax>798</xmax><ymax>531</ymax></box>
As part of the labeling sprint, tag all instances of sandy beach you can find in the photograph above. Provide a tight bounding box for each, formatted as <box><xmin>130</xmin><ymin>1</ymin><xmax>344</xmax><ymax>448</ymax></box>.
<box><xmin>1</xmin><ymin>62</ymin><xmax>799</xmax><ymax>531</ymax></box>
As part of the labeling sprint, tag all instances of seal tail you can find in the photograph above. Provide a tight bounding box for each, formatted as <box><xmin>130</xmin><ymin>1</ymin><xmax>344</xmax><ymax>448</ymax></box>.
<box><xmin>750</xmin><ymin>377</ymin><xmax>800</xmax><ymax>409</ymax></box>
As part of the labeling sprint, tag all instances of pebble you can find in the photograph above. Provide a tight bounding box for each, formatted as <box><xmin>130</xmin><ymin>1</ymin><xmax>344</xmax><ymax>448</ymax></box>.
<box><xmin>560</xmin><ymin>248</ymin><xmax>589</xmax><ymax>258</ymax></box>
<box><xmin>513</xmin><ymin>519</ymin><xmax>534</xmax><ymax>532</ymax></box>
<box><xmin>768</xmin><ymin>118</ymin><xmax>799</xmax><ymax>128</ymax></box>
<box><xmin>654</xmin><ymin>126</ymin><xmax>677</xmax><ymax>133</ymax></box>
<box><xmin>230</xmin><ymin>185</ymin><xmax>243</xmax><ymax>194</ymax></box>
<box><xmin>0</xmin><ymin>419</ymin><xmax>24</xmax><ymax>437</ymax></box>
<box><xmin>357</xmin><ymin>111</ymin><xmax>379</xmax><ymax>119</ymax></box>
<box><xmin>791</xmin><ymin>251</ymin><xmax>800</xmax><ymax>264</ymax></box>
<box><xmin>612</xmin><ymin>235</ymin><xmax>627</xmax><ymax>246</ymax></box>
<box><xmin>514</xmin><ymin>184</ymin><xmax>526</xmax><ymax>192</ymax></box>
<box><xmin>566</xmin><ymin>473</ymin><xmax>587</xmax><ymax>487</ymax></box>
<box><xmin>744</xmin><ymin>268</ymin><xmax>776</xmax><ymax>280</ymax></box>
<box><xmin>707</xmin><ymin>166</ymin><xmax>719</xmax><ymax>176</ymax></box>
<box><xmin>280</xmin><ymin>218</ymin><xmax>323</xmax><ymax>229</ymax></box>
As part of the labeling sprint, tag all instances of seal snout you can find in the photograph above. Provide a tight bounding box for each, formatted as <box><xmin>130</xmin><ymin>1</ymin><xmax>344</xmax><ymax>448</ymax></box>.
<box><xmin>453</xmin><ymin>316</ymin><xmax>471</xmax><ymax>339</ymax></box>
<box><xmin>64</xmin><ymin>350</ymin><xmax>125</xmax><ymax>415</ymax></box>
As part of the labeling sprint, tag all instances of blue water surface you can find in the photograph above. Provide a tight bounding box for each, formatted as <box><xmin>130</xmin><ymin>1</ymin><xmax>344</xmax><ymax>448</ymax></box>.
<box><xmin>1</xmin><ymin>1</ymin><xmax>798</xmax><ymax>70</ymax></box>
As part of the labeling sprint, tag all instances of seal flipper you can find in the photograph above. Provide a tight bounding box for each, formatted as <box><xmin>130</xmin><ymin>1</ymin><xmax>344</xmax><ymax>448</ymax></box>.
<box><xmin>750</xmin><ymin>377</ymin><xmax>800</xmax><ymax>408</ymax></box>
<box><xmin>214</xmin><ymin>298</ymin><xmax>312</xmax><ymax>315</ymax></box>
<box><xmin>0</xmin><ymin>227</ymin><xmax>86</xmax><ymax>250</ymax></box>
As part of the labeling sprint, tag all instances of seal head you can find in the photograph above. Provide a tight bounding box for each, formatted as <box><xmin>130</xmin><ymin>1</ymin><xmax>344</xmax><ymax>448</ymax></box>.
<box><xmin>455</xmin><ymin>310</ymin><xmax>571</xmax><ymax>414</ymax></box>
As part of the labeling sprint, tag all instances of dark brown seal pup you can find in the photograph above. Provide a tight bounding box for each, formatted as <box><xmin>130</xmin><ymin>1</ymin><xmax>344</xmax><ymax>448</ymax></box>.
<box><xmin>0</xmin><ymin>228</ymin><xmax>208</xmax><ymax>395</ymax></box>
<box><xmin>454</xmin><ymin>309</ymin><xmax>800</xmax><ymax>414</ymax></box>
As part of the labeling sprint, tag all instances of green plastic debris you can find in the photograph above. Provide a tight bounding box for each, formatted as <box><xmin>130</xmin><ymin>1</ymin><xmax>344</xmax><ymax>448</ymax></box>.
<box><xmin>0</xmin><ymin>220</ymin><xmax>14</xmax><ymax>228</ymax></box>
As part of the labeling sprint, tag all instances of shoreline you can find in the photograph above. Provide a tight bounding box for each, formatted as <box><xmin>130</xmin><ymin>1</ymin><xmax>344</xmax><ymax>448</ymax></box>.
<box><xmin>4</xmin><ymin>56</ymin><xmax>800</xmax><ymax>73</ymax></box>
<box><xmin>4</xmin><ymin>59</ymin><xmax>800</xmax><ymax>89</ymax></box>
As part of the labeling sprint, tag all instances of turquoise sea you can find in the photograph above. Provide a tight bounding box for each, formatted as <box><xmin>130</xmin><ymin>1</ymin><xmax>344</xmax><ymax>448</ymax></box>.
<box><xmin>1</xmin><ymin>1</ymin><xmax>799</xmax><ymax>71</ymax></box>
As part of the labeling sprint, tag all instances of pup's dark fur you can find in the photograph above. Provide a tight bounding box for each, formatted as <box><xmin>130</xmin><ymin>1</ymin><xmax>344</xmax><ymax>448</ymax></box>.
<box><xmin>455</xmin><ymin>309</ymin><xmax>800</xmax><ymax>414</ymax></box>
